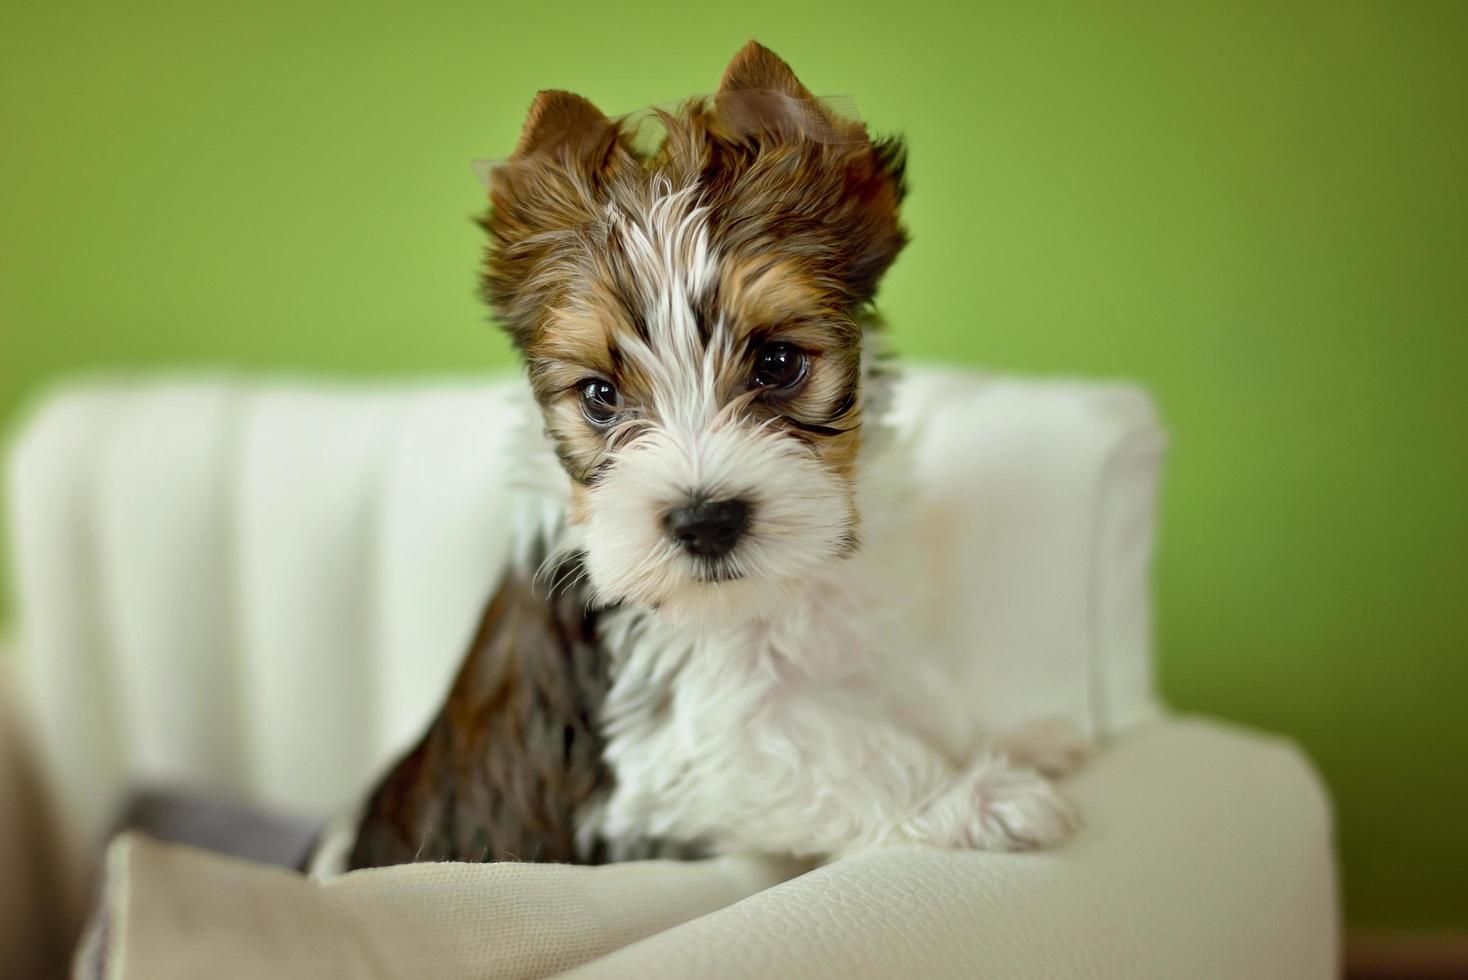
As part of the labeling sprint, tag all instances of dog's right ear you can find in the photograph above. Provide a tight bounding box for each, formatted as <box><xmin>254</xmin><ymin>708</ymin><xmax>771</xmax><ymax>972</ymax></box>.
<box><xmin>512</xmin><ymin>90</ymin><xmax>617</xmax><ymax>164</ymax></box>
<box><xmin>484</xmin><ymin>91</ymin><xmax>633</xmax><ymax>351</ymax></box>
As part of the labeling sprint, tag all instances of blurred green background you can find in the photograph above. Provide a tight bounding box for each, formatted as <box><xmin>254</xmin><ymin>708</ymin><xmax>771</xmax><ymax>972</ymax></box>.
<box><xmin>2</xmin><ymin>0</ymin><xmax>1464</xmax><ymax>935</ymax></box>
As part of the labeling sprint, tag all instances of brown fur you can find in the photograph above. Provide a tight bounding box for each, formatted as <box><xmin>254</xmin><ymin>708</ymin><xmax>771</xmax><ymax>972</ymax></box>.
<box><xmin>348</xmin><ymin>42</ymin><xmax>904</xmax><ymax>870</ymax></box>
<box><xmin>482</xmin><ymin>45</ymin><xmax>905</xmax><ymax>345</ymax></box>
<box><xmin>478</xmin><ymin>41</ymin><xmax>905</xmax><ymax>490</ymax></box>
<box><xmin>348</xmin><ymin>559</ymin><xmax>612</xmax><ymax>867</ymax></box>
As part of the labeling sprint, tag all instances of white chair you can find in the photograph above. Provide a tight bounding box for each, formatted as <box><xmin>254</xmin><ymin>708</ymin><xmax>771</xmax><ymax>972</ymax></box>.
<box><xmin>3</xmin><ymin>367</ymin><xmax>1340</xmax><ymax>978</ymax></box>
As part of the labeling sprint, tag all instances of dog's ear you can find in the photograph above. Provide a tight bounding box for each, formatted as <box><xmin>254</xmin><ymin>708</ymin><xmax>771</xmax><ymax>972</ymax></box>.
<box><xmin>712</xmin><ymin>42</ymin><xmax>854</xmax><ymax>145</ymax></box>
<box><xmin>512</xmin><ymin>90</ymin><xmax>617</xmax><ymax>164</ymax></box>
<box><xmin>710</xmin><ymin>42</ymin><xmax>908</xmax><ymax>306</ymax></box>
<box><xmin>483</xmin><ymin>91</ymin><xmax>634</xmax><ymax>351</ymax></box>
<box><xmin>719</xmin><ymin>41</ymin><xmax>815</xmax><ymax>101</ymax></box>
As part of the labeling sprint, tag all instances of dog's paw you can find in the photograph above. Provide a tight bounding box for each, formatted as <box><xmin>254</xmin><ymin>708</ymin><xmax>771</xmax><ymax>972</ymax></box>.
<box><xmin>996</xmin><ymin>718</ymin><xmax>1091</xmax><ymax>779</ymax></box>
<box><xmin>918</xmin><ymin>760</ymin><xmax>1081</xmax><ymax>852</ymax></box>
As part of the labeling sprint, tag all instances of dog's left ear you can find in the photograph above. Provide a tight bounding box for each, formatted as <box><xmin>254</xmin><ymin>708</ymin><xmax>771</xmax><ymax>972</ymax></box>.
<box><xmin>713</xmin><ymin>41</ymin><xmax>853</xmax><ymax>145</ymax></box>
<box><xmin>719</xmin><ymin>40</ymin><xmax>816</xmax><ymax>101</ymax></box>
<box><xmin>713</xmin><ymin>41</ymin><xmax>908</xmax><ymax>305</ymax></box>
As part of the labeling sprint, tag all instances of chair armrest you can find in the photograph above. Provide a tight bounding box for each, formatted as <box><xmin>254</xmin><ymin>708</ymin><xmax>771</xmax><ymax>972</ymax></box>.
<box><xmin>563</xmin><ymin>717</ymin><xmax>1340</xmax><ymax>979</ymax></box>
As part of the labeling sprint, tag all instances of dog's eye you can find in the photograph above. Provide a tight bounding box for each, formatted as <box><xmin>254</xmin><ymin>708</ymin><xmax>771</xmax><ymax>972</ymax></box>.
<box><xmin>579</xmin><ymin>379</ymin><xmax>622</xmax><ymax>426</ymax></box>
<box><xmin>752</xmin><ymin>343</ymin><xmax>808</xmax><ymax>390</ymax></box>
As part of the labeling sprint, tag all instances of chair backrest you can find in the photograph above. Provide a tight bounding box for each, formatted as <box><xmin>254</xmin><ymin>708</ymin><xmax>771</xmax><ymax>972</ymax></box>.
<box><xmin>5</xmin><ymin>366</ymin><xmax>1166</xmax><ymax>858</ymax></box>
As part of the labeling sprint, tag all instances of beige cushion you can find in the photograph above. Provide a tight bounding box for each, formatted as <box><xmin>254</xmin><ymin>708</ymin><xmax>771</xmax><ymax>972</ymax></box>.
<box><xmin>83</xmin><ymin>718</ymin><xmax>1338</xmax><ymax>979</ymax></box>
<box><xmin>82</xmin><ymin>834</ymin><xmax>798</xmax><ymax>980</ymax></box>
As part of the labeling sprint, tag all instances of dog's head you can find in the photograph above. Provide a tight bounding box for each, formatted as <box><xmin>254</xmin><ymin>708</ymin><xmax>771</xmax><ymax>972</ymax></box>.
<box><xmin>482</xmin><ymin>42</ymin><xmax>906</xmax><ymax>620</ymax></box>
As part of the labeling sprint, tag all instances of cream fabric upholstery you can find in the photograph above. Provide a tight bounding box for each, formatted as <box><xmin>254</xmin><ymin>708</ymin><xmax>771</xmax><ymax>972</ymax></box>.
<box><xmin>88</xmin><ymin>719</ymin><xmax>1337</xmax><ymax>979</ymax></box>
<box><xmin>3</xmin><ymin>367</ymin><xmax>1339</xmax><ymax>976</ymax></box>
<box><xmin>7</xmin><ymin>367</ymin><xmax>1163</xmax><ymax>852</ymax></box>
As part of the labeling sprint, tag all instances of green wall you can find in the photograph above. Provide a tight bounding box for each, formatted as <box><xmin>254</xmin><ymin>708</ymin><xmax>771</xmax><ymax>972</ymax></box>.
<box><xmin>3</xmin><ymin>0</ymin><xmax>1464</xmax><ymax>932</ymax></box>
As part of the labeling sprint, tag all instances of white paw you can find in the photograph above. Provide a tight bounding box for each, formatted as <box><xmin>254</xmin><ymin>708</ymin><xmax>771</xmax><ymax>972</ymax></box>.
<box><xmin>996</xmin><ymin>718</ymin><xmax>1091</xmax><ymax>779</ymax></box>
<box><xmin>917</xmin><ymin>759</ymin><xmax>1081</xmax><ymax>851</ymax></box>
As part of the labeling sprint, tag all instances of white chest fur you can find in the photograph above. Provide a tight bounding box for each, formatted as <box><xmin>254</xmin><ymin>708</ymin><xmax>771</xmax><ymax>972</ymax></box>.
<box><xmin>579</xmin><ymin>481</ymin><xmax>991</xmax><ymax>858</ymax></box>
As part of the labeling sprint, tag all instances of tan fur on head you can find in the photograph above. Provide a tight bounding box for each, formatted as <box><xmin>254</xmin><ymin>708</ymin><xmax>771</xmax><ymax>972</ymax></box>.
<box><xmin>478</xmin><ymin>42</ymin><xmax>907</xmax><ymax>615</ymax></box>
<box><xmin>481</xmin><ymin>41</ymin><xmax>905</xmax><ymax>360</ymax></box>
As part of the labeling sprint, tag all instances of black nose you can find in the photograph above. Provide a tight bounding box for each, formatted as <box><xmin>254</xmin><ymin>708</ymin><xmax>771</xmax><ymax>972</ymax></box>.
<box><xmin>666</xmin><ymin>498</ymin><xmax>749</xmax><ymax>559</ymax></box>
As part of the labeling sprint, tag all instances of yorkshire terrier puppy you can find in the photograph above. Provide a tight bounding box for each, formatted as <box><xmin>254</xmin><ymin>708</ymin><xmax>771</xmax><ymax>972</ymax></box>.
<box><xmin>317</xmin><ymin>41</ymin><xmax>1082</xmax><ymax>874</ymax></box>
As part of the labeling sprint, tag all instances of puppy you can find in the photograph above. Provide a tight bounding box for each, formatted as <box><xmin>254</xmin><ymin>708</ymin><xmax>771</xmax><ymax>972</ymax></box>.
<box><xmin>319</xmin><ymin>41</ymin><xmax>1082</xmax><ymax>874</ymax></box>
